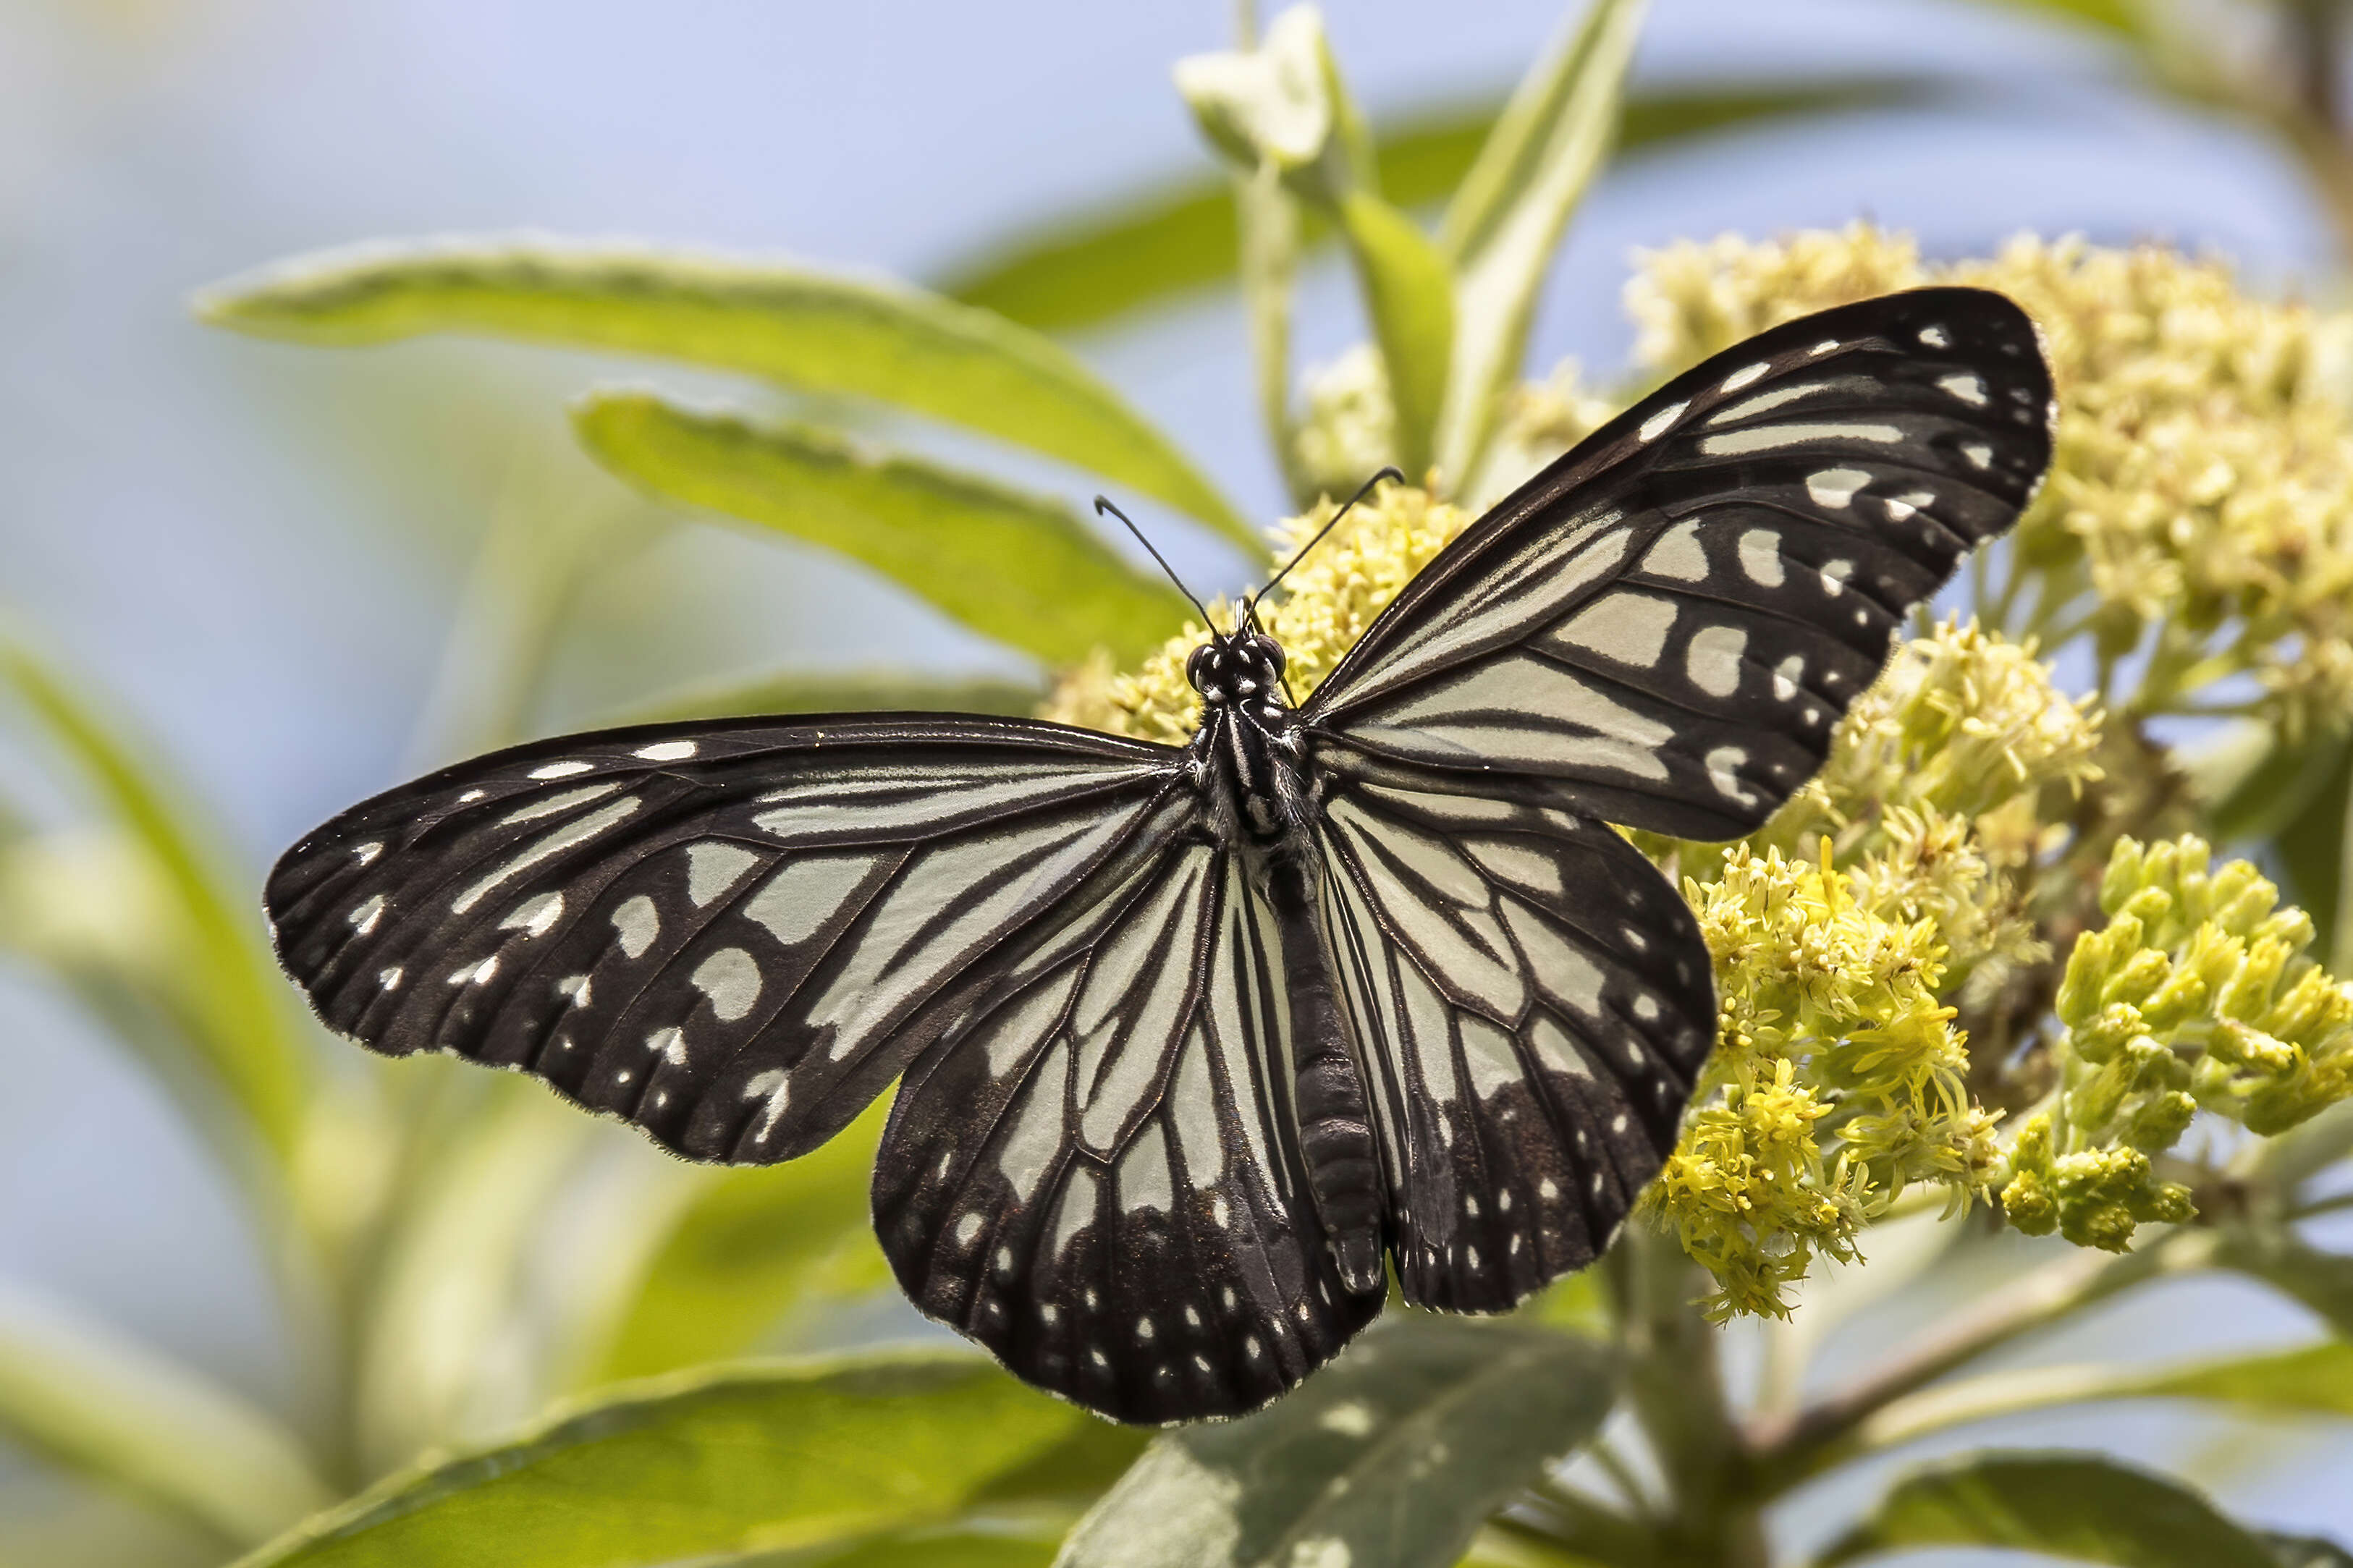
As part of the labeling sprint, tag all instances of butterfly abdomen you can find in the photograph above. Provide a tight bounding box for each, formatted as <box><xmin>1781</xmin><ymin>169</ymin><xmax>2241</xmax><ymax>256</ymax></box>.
<box><xmin>1264</xmin><ymin>855</ymin><xmax>1386</xmax><ymax>1297</ymax></box>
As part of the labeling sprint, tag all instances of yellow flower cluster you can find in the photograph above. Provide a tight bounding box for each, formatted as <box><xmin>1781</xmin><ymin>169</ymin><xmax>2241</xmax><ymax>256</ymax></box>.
<box><xmin>2002</xmin><ymin>835</ymin><xmax>2353</xmax><ymax>1247</ymax></box>
<box><xmin>1655</xmin><ymin>622</ymin><xmax>2100</xmax><ymax>1315</ymax></box>
<box><xmin>1626</xmin><ymin>224</ymin><xmax>2353</xmax><ymax>736</ymax></box>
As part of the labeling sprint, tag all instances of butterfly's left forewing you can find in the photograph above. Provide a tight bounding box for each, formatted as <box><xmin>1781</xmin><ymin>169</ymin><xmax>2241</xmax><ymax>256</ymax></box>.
<box><xmin>876</xmin><ymin>843</ymin><xmax>1379</xmax><ymax>1423</ymax></box>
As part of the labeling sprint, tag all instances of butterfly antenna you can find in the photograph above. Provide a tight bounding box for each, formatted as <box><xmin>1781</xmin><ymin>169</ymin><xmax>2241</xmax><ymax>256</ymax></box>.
<box><xmin>1097</xmin><ymin>496</ymin><xmax>1219</xmax><ymax>632</ymax></box>
<box><xmin>1258</xmin><ymin>467</ymin><xmax>1405</xmax><ymax>603</ymax></box>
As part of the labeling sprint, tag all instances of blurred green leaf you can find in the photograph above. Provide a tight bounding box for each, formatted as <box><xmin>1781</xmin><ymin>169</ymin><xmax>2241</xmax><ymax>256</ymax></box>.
<box><xmin>593</xmin><ymin>1100</ymin><xmax>888</xmax><ymax>1385</ymax></box>
<box><xmin>1975</xmin><ymin>0</ymin><xmax>2153</xmax><ymax>41</ymax></box>
<box><xmin>2266</xmin><ymin>734</ymin><xmax>2353</xmax><ymax>969</ymax></box>
<box><xmin>1435</xmin><ymin>0</ymin><xmax>1647</xmax><ymax>482</ymax></box>
<box><xmin>574</xmin><ymin>391</ymin><xmax>1188</xmax><ymax>666</ymax></box>
<box><xmin>0</xmin><ymin>1284</ymin><xmax>331</xmax><ymax>1549</ymax></box>
<box><xmin>2181</xmin><ymin>722</ymin><xmax>2346</xmax><ymax>846</ymax></box>
<box><xmin>0</xmin><ymin>631</ymin><xmax>311</xmax><ymax>1162</ymax></box>
<box><xmin>599</xmin><ymin>670</ymin><xmax>1044</xmax><ymax>728</ymax></box>
<box><xmin>678</xmin><ymin>1514</ymin><xmax>1072</xmax><ymax>1568</ymax></box>
<box><xmin>942</xmin><ymin>80</ymin><xmax>1939</xmax><ymax>336</ymax></box>
<box><xmin>1055</xmin><ymin>1318</ymin><xmax>1617</xmax><ymax>1568</ymax></box>
<box><xmin>197</xmin><ymin>242</ymin><xmax>1251</xmax><ymax>546</ymax></box>
<box><xmin>2215</xmin><ymin>1227</ymin><xmax>2353</xmax><ymax>1338</ymax></box>
<box><xmin>237</xmin><ymin>1352</ymin><xmax>1092</xmax><ymax>1568</ymax></box>
<box><xmin>1817</xmin><ymin>1450</ymin><xmax>2281</xmax><ymax>1568</ymax></box>
<box><xmin>2263</xmin><ymin>1532</ymin><xmax>2353</xmax><ymax>1568</ymax></box>
<box><xmin>354</xmin><ymin>1084</ymin><xmax>597</xmax><ymax>1476</ymax></box>
<box><xmin>1329</xmin><ymin>190</ymin><xmax>1455</xmax><ymax>478</ymax></box>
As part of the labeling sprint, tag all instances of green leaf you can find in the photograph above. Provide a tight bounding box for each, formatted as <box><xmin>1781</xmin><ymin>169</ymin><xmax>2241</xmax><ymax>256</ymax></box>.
<box><xmin>0</xmin><ymin>631</ymin><xmax>312</xmax><ymax>1162</ymax></box>
<box><xmin>591</xmin><ymin>1100</ymin><xmax>888</xmax><ymax>1384</ymax></box>
<box><xmin>573</xmin><ymin>392</ymin><xmax>1188</xmax><ymax>666</ymax></box>
<box><xmin>2264</xmin><ymin>734</ymin><xmax>2353</xmax><ymax>970</ymax></box>
<box><xmin>196</xmin><ymin>242</ymin><xmax>1251</xmax><ymax>547</ymax></box>
<box><xmin>596</xmin><ymin>669</ymin><xmax>1044</xmax><ymax>729</ymax></box>
<box><xmin>1973</xmin><ymin>0</ymin><xmax>2152</xmax><ymax>41</ymax></box>
<box><xmin>237</xmin><ymin>1352</ymin><xmax>1092</xmax><ymax>1568</ymax></box>
<box><xmin>0</xmin><ymin>1284</ymin><xmax>331</xmax><ymax>1549</ymax></box>
<box><xmin>1433</xmin><ymin>0</ymin><xmax>1647</xmax><ymax>482</ymax></box>
<box><xmin>1329</xmin><ymin>190</ymin><xmax>1455</xmax><ymax>479</ymax></box>
<box><xmin>940</xmin><ymin>80</ymin><xmax>1937</xmax><ymax>336</ymax></box>
<box><xmin>684</xmin><ymin>1517</ymin><xmax>1069</xmax><ymax>1568</ymax></box>
<box><xmin>1054</xmin><ymin>1317</ymin><xmax>1617</xmax><ymax>1568</ymax></box>
<box><xmin>1817</xmin><ymin>1450</ymin><xmax>2283</xmax><ymax>1568</ymax></box>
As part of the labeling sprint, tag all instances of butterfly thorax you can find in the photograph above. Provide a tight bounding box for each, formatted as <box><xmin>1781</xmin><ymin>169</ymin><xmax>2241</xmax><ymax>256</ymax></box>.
<box><xmin>1184</xmin><ymin>629</ymin><xmax>1318</xmax><ymax>853</ymax></box>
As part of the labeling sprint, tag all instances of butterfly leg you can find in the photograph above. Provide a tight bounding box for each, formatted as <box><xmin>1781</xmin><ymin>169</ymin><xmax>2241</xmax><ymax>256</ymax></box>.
<box><xmin>1265</xmin><ymin>853</ymin><xmax>1388</xmax><ymax>1297</ymax></box>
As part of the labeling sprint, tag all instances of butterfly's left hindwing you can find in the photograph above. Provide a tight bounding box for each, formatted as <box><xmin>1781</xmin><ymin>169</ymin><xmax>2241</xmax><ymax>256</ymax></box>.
<box><xmin>876</xmin><ymin>844</ymin><xmax>1379</xmax><ymax>1423</ymax></box>
<box><xmin>265</xmin><ymin>716</ymin><xmax>1191</xmax><ymax>1164</ymax></box>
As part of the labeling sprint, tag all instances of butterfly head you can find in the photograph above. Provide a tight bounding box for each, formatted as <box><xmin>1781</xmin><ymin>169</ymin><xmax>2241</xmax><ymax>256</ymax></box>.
<box><xmin>1186</xmin><ymin>622</ymin><xmax>1288</xmax><ymax>713</ymax></box>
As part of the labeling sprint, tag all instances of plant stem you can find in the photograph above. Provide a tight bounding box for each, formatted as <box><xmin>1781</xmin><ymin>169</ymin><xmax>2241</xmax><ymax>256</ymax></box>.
<box><xmin>1745</xmin><ymin>1230</ymin><xmax>2186</xmax><ymax>1488</ymax></box>
<box><xmin>1614</xmin><ymin>1226</ymin><xmax>1770</xmax><ymax>1568</ymax></box>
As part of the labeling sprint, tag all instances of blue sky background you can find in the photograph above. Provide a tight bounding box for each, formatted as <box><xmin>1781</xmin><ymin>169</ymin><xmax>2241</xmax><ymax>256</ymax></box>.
<box><xmin>1</xmin><ymin>0</ymin><xmax>2347</xmax><ymax>1557</ymax></box>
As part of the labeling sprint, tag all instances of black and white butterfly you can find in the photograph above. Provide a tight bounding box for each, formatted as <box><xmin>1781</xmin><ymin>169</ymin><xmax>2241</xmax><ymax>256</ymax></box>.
<box><xmin>266</xmin><ymin>288</ymin><xmax>2053</xmax><ymax>1424</ymax></box>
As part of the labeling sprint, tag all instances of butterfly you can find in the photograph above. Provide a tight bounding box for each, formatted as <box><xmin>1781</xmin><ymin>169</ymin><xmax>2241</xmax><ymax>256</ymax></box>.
<box><xmin>266</xmin><ymin>287</ymin><xmax>2053</xmax><ymax>1425</ymax></box>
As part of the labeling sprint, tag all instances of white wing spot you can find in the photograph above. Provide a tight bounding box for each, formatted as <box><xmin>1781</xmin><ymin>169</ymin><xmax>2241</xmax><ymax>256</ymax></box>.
<box><xmin>1539</xmin><ymin>1177</ymin><xmax>1560</xmax><ymax>1200</ymax></box>
<box><xmin>457</xmin><ymin>788</ymin><xmax>486</xmax><ymax>803</ymax></box>
<box><xmin>1185</xmin><ymin>1305</ymin><xmax>1201</xmax><ymax>1328</ymax></box>
<box><xmin>1804</xmin><ymin>705</ymin><xmax>1823</xmax><ymax>724</ymax></box>
<box><xmin>1706</xmin><ymin>745</ymin><xmax>1757</xmax><ymax>804</ymax></box>
<box><xmin>1194</xmin><ymin>1354</ymin><xmax>1213</xmax><ymax>1376</ymax></box>
<box><xmin>1820</xmin><ymin>559</ymin><xmax>1855</xmax><ymax>598</ymax></box>
<box><xmin>350</xmin><ymin>894</ymin><xmax>386</xmax><ymax>935</ymax></box>
<box><xmin>1211</xmin><ymin>1193</ymin><xmax>1231</xmax><ymax>1229</ymax></box>
<box><xmin>653</xmin><ymin>1091</ymin><xmax>668</xmax><ymax>1109</ymax></box>
<box><xmin>1938</xmin><ymin>372</ymin><xmax>1988</xmax><ymax>406</ymax></box>
<box><xmin>1919</xmin><ymin>324</ymin><xmax>1950</xmax><ymax>347</ymax></box>
<box><xmin>1042</xmin><ymin>1304</ymin><xmax>1060</xmax><ymax>1326</ymax></box>
<box><xmin>496</xmin><ymin>782</ymin><xmax>621</xmax><ymax>828</ymax></box>
<box><xmin>1805</xmin><ymin>467</ymin><xmax>1871</xmax><ymax>509</ymax></box>
<box><xmin>1634</xmin><ymin>995</ymin><xmax>1660</xmax><ymax>1022</ymax></box>
<box><xmin>1720</xmin><ymin>361</ymin><xmax>1767</xmax><ymax>393</ymax></box>
<box><xmin>1091</xmin><ymin>1349</ymin><xmax>1110</xmax><ymax>1370</ymax></box>
<box><xmin>615</xmin><ymin>1069</ymin><xmax>632</xmax><ymax>1085</ymax></box>
<box><xmin>1497</xmin><ymin>1190</ymin><xmax>1513</xmax><ymax>1213</ymax></box>
<box><xmin>1636</xmin><ymin>399</ymin><xmax>1687</xmax><ymax>441</ymax></box>
<box><xmin>996</xmin><ymin>1246</ymin><xmax>1014</xmax><ymax>1276</ymax></box>
<box><xmin>745</xmin><ymin>1069</ymin><xmax>790</xmax><ymax>1140</ymax></box>
<box><xmin>634</xmin><ymin>740</ymin><xmax>698</xmax><ymax>761</ymax></box>
<box><xmin>448</xmin><ymin>955</ymin><xmax>498</xmax><ymax>986</ymax></box>
<box><xmin>1809</xmin><ymin>338</ymin><xmax>1839</xmax><ymax>356</ymax></box>
<box><xmin>686</xmin><ymin>842</ymin><xmax>761</xmax><ymax>907</ymax></box>
<box><xmin>1246</xmin><ymin>1336</ymin><xmax>1265</xmax><ymax>1360</ymax></box>
<box><xmin>646</xmin><ymin>1025</ymin><xmax>688</xmax><ymax>1065</ymax></box>
<box><xmin>955</xmin><ymin>1213</ymin><xmax>984</xmax><ymax>1247</ymax></box>
<box><xmin>500</xmin><ymin>891</ymin><xmax>565</xmax><ymax>937</ymax></box>
<box><xmin>353</xmin><ymin>842</ymin><xmax>383</xmax><ymax>865</ymax></box>
<box><xmin>1642</xmin><ymin>521</ymin><xmax>1709</xmax><ymax>582</ymax></box>
<box><xmin>688</xmin><ymin>946</ymin><xmax>763</xmax><ymax>1021</ymax></box>
<box><xmin>555</xmin><ymin>974</ymin><xmax>591</xmax><ymax>1007</ymax></box>
<box><xmin>1961</xmin><ymin>442</ymin><xmax>1993</xmax><ymax>470</ymax></box>
<box><xmin>378</xmin><ymin>966</ymin><xmax>403</xmax><ymax>990</ymax></box>
<box><xmin>1556</xmin><ymin>591</ymin><xmax>1677</xmax><ymax>667</ymax></box>
<box><xmin>1222</xmin><ymin>1287</ymin><xmax>1238</xmax><ymax>1310</ymax></box>
<box><xmin>1685</xmin><ymin>624</ymin><xmax>1747</xmax><ymax>698</ymax></box>
<box><xmin>1738</xmin><ymin>528</ymin><xmax>1785</xmax><ymax>587</ymax></box>
<box><xmin>1084</xmin><ymin>1288</ymin><xmax>1099</xmax><ymax>1311</ymax></box>
<box><xmin>1136</xmin><ymin>1315</ymin><xmax>1155</xmax><ymax>1342</ymax></box>
<box><xmin>1591</xmin><ymin>1171</ymin><xmax>1606</xmax><ymax>1195</ymax></box>
<box><xmin>1463</xmin><ymin>1194</ymin><xmax>1481</xmax><ymax>1219</ymax></box>
<box><xmin>528</xmin><ymin>760</ymin><xmax>594</xmax><ymax>780</ymax></box>
<box><xmin>612</xmin><ymin>895</ymin><xmax>659</xmax><ymax>958</ymax></box>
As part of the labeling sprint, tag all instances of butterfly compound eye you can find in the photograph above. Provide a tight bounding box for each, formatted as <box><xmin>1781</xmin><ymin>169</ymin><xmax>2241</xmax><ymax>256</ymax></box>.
<box><xmin>1251</xmin><ymin>636</ymin><xmax>1285</xmax><ymax>677</ymax></box>
<box><xmin>1184</xmin><ymin>645</ymin><xmax>1214</xmax><ymax>692</ymax></box>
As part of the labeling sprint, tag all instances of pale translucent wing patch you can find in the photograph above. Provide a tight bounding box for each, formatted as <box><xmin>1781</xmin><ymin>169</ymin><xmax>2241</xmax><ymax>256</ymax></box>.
<box><xmin>1307</xmin><ymin>287</ymin><xmax>2053</xmax><ymax>840</ymax></box>
<box><xmin>1314</xmin><ymin>766</ymin><xmax>1716</xmax><ymax>1313</ymax></box>
<box><xmin>265</xmin><ymin>716</ymin><xmax>1190</xmax><ymax>1164</ymax></box>
<box><xmin>876</xmin><ymin>847</ymin><xmax>1379</xmax><ymax>1423</ymax></box>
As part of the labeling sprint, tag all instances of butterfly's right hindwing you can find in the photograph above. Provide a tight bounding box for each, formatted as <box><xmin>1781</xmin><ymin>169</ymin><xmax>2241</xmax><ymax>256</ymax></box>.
<box><xmin>876</xmin><ymin>846</ymin><xmax>1380</xmax><ymax>1423</ymax></box>
<box><xmin>265</xmin><ymin>715</ymin><xmax>1191</xmax><ymax>1165</ymax></box>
